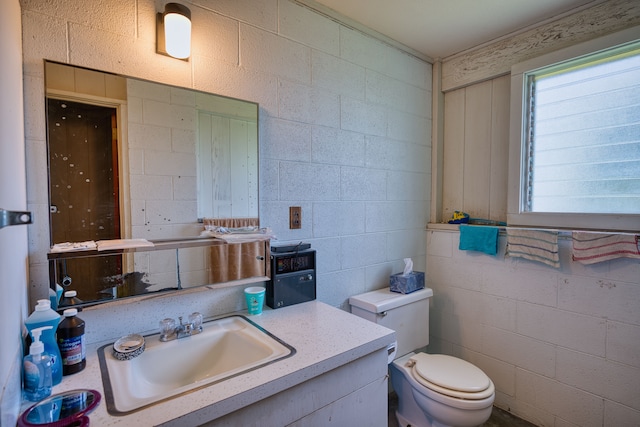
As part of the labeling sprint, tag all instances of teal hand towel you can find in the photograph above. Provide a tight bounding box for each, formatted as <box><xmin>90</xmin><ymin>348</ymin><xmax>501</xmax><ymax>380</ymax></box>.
<box><xmin>459</xmin><ymin>225</ymin><xmax>499</xmax><ymax>255</ymax></box>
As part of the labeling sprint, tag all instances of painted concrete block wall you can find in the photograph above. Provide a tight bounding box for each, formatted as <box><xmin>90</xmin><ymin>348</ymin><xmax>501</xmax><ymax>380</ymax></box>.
<box><xmin>0</xmin><ymin>1</ymin><xmax>29</xmax><ymax>424</ymax></box>
<box><xmin>427</xmin><ymin>229</ymin><xmax>640</xmax><ymax>427</ymax></box>
<box><xmin>20</xmin><ymin>0</ymin><xmax>431</xmax><ymax>337</ymax></box>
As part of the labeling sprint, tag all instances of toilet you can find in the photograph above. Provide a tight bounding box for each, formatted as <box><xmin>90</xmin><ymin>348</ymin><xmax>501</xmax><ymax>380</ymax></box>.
<box><xmin>349</xmin><ymin>288</ymin><xmax>495</xmax><ymax>427</ymax></box>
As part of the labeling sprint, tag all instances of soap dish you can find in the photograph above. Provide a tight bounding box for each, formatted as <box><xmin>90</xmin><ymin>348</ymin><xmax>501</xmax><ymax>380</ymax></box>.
<box><xmin>113</xmin><ymin>334</ymin><xmax>145</xmax><ymax>361</ymax></box>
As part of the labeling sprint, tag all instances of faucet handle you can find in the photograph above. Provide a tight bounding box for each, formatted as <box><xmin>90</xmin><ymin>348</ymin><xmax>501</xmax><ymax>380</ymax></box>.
<box><xmin>159</xmin><ymin>318</ymin><xmax>177</xmax><ymax>341</ymax></box>
<box><xmin>189</xmin><ymin>312</ymin><xmax>203</xmax><ymax>330</ymax></box>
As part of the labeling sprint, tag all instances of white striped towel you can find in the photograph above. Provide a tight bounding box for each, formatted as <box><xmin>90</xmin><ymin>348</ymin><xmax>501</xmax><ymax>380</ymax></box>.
<box><xmin>506</xmin><ymin>229</ymin><xmax>560</xmax><ymax>268</ymax></box>
<box><xmin>572</xmin><ymin>232</ymin><xmax>640</xmax><ymax>265</ymax></box>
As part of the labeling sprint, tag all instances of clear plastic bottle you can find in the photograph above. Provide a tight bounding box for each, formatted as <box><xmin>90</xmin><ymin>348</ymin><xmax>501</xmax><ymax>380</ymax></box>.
<box><xmin>23</xmin><ymin>327</ymin><xmax>53</xmax><ymax>401</ymax></box>
<box><xmin>57</xmin><ymin>309</ymin><xmax>86</xmax><ymax>375</ymax></box>
<box><xmin>25</xmin><ymin>300</ymin><xmax>62</xmax><ymax>385</ymax></box>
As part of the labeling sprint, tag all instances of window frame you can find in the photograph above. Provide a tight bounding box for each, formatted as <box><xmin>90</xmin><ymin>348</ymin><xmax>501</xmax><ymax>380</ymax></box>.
<box><xmin>507</xmin><ymin>26</ymin><xmax>640</xmax><ymax>232</ymax></box>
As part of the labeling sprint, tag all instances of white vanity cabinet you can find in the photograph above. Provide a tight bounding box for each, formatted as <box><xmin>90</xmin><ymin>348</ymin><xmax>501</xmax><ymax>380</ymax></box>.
<box><xmin>196</xmin><ymin>348</ymin><xmax>388</xmax><ymax>427</ymax></box>
<box><xmin>50</xmin><ymin>301</ymin><xmax>395</xmax><ymax>427</ymax></box>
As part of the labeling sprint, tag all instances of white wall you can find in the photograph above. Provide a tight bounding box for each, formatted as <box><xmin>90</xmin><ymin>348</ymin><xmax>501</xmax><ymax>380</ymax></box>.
<box><xmin>429</xmin><ymin>3</ymin><xmax>640</xmax><ymax>424</ymax></box>
<box><xmin>0</xmin><ymin>1</ymin><xmax>29</xmax><ymax>424</ymax></box>
<box><xmin>20</xmin><ymin>1</ymin><xmax>431</xmax><ymax>337</ymax></box>
<box><xmin>427</xmin><ymin>230</ymin><xmax>640</xmax><ymax>426</ymax></box>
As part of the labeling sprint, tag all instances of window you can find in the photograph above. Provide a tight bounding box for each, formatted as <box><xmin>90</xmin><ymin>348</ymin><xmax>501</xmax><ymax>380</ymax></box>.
<box><xmin>508</xmin><ymin>28</ymin><xmax>640</xmax><ymax>232</ymax></box>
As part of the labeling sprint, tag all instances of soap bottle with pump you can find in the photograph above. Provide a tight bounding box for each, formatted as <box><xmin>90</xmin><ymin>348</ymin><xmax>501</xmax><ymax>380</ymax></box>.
<box><xmin>25</xmin><ymin>299</ymin><xmax>62</xmax><ymax>385</ymax></box>
<box><xmin>23</xmin><ymin>326</ymin><xmax>53</xmax><ymax>401</ymax></box>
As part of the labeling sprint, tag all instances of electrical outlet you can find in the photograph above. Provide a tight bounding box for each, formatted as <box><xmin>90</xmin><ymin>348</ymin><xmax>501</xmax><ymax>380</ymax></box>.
<box><xmin>289</xmin><ymin>206</ymin><xmax>302</xmax><ymax>229</ymax></box>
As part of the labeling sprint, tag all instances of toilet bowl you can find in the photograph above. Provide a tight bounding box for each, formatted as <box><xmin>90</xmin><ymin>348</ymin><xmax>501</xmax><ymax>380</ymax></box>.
<box><xmin>390</xmin><ymin>352</ymin><xmax>495</xmax><ymax>427</ymax></box>
<box><xmin>348</xmin><ymin>288</ymin><xmax>496</xmax><ymax>427</ymax></box>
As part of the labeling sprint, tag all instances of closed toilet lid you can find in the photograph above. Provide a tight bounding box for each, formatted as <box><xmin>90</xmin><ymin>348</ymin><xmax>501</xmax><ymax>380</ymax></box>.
<box><xmin>409</xmin><ymin>353</ymin><xmax>494</xmax><ymax>400</ymax></box>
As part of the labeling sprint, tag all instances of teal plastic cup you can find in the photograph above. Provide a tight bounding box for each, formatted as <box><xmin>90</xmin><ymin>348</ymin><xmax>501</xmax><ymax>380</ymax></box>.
<box><xmin>244</xmin><ymin>287</ymin><xmax>266</xmax><ymax>315</ymax></box>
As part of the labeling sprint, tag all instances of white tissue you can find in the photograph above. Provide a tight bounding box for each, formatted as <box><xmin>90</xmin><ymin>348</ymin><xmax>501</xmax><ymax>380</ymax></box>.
<box><xmin>402</xmin><ymin>258</ymin><xmax>413</xmax><ymax>276</ymax></box>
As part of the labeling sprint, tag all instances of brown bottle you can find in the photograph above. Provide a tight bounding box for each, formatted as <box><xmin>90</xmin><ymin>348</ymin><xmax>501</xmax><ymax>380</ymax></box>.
<box><xmin>57</xmin><ymin>309</ymin><xmax>86</xmax><ymax>375</ymax></box>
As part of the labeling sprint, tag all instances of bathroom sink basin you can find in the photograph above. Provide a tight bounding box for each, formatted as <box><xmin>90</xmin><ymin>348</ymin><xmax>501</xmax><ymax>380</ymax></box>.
<box><xmin>98</xmin><ymin>315</ymin><xmax>295</xmax><ymax>415</ymax></box>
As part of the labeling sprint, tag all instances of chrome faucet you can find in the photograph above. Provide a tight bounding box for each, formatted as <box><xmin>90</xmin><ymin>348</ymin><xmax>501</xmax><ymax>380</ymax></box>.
<box><xmin>159</xmin><ymin>312</ymin><xmax>203</xmax><ymax>342</ymax></box>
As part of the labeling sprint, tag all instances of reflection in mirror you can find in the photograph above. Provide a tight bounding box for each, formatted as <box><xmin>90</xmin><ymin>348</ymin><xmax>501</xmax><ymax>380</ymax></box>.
<box><xmin>44</xmin><ymin>61</ymin><xmax>261</xmax><ymax>307</ymax></box>
<box><xmin>18</xmin><ymin>389</ymin><xmax>101</xmax><ymax>427</ymax></box>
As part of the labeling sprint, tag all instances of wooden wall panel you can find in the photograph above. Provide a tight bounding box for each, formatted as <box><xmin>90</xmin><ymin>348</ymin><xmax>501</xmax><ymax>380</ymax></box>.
<box><xmin>463</xmin><ymin>81</ymin><xmax>492</xmax><ymax>219</ymax></box>
<box><xmin>489</xmin><ymin>75</ymin><xmax>510</xmax><ymax>222</ymax></box>
<box><xmin>442</xmin><ymin>89</ymin><xmax>465</xmax><ymax>220</ymax></box>
<box><xmin>441</xmin><ymin>76</ymin><xmax>510</xmax><ymax>224</ymax></box>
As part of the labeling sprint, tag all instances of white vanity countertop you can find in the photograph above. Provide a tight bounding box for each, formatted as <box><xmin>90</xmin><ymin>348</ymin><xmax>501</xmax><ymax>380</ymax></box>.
<box><xmin>44</xmin><ymin>301</ymin><xmax>395</xmax><ymax>426</ymax></box>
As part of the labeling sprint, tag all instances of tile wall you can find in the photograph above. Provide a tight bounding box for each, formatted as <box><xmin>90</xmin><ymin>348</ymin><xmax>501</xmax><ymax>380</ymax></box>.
<box><xmin>20</xmin><ymin>0</ymin><xmax>431</xmax><ymax>336</ymax></box>
<box><xmin>427</xmin><ymin>228</ymin><xmax>640</xmax><ymax>426</ymax></box>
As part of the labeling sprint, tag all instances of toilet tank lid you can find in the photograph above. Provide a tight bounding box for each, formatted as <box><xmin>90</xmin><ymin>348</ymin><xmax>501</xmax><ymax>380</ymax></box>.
<box><xmin>349</xmin><ymin>288</ymin><xmax>433</xmax><ymax>314</ymax></box>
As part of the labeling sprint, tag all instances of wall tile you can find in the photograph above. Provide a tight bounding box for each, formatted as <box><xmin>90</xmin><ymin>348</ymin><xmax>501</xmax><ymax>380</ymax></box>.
<box><xmin>240</xmin><ymin>24</ymin><xmax>311</xmax><ymax>85</ymax></box>
<box><xmin>145</xmin><ymin>152</ymin><xmax>196</xmax><ymax>177</ymax></box>
<box><xmin>556</xmin><ymin>348</ymin><xmax>640</xmax><ymax>411</ymax></box>
<box><xmin>482</xmin><ymin>327</ymin><xmax>556</xmax><ymax>377</ymax></box>
<box><xmin>365</xmin><ymin>136</ymin><xmax>429</xmax><ymax>172</ymax></box>
<box><xmin>386</xmin><ymin>171</ymin><xmax>429</xmax><ymax>201</ymax></box>
<box><xmin>605</xmin><ymin>257</ymin><xmax>640</xmax><ymax>283</ymax></box>
<box><xmin>307</xmin><ymin>237</ymin><xmax>341</xmax><ymax>273</ymax></box>
<box><xmin>311</xmin><ymin>51</ymin><xmax>366</xmax><ymax>100</ymax></box>
<box><xmin>311</xmin><ymin>126</ymin><xmax>365</xmax><ymax>167</ymax></box>
<box><xmin>606</xmin><ymin>321</ymin><xmax>640</xmax><ymax>368</ymax></box>
<box><xmin>365</xmin><ymin>70</ymin><xmax>429</xmax><ymax>115</ymax></box>
<box><xmin>517</xmin><ymin>302</ymin><xmax>606</xmax><ymax>356</ymax></box>
<box><xmin>260</xmin><ymin>118</ymin><xmax>311</xmax><ymax>161</ymax></box>
<box><xmin>129</xmin><ymin>175</ymin><xmax>173</xmax><ymax>201</ymax></box>
<box><xmin>387</xmin><ymin>109</ymin><xmax>431</xmax><ymax>144</ymax></box>
<box><xmin>472</xmin><ymin>353</ymin><xmax>516</xmax><ymax>397</ymax></box>
<box><xmin>340</xmin><ymin>97</ymin><xmax>387</xmax><ymax>137</ymax></box>
<box><xmin>341</xmin><ymin>168</ymin><xmax>387</xmax><ymax>201</ymax></box>
<box><xmin>196</xmin><ymin>0</ymin><xmax>279</xmax><ymax>33</ymax></box>
<box><xmin>145</xmin><ymin>200</ymin><xmax>197</xmax><ymax>225</ymax></box>
<box><xmin>128</xmin><ymin>122</ymin><xmax>172</xmax><ymax>151</ymax></box>
<box><xmin>173</xmin><ymin>176</ymin><xmax>197</xmax><ymax>201</ymax></box>
<box><xmin>515</xmin><ymin>368</ymin><xmax>603</xmax><ymax>427</ymax></box>
<box><xmin>559</xmin><ymin>274</ymin><xmax>640</xmax><ymax>325</ymax></box>
<box><xmin>25</xmin><ymin>140</ymin><xmax>48</xmax><ymax>206</ymax></box>
<box><xmin>340</xmin><ymin>233</ymin><xmax>387</xmax><ymax>269</ymax></box>
<box><xmin>481</xmin><ymin>265</ymin><xmax>558</xmax><ymax>307</ymax></box>
<box><xmin>426</xmin><ymin>230</ymin><xmax>454</xmax><ymax>257</ymax></box>
<box><xmin>365</xmin><ymin>201</ymin><xmax>427</xmax><ymax>232</ymax></box>
<box><xmin>340</xmin><ymin>27</ymin><xmax>428</xmax><ymax>89</ymax></box>
<box><xmin>386</xmin><ymin>229</ymin><xmax>426</xmax><ymax>262</ymax></box>
<box><xmin>21</xmin><ymin>13</ymin><xmax>66</xmax><ymax>77</ymax></box>
<box><xmin>279</xmin><ymin>162</ymin><xmax>340</xmax><ymax>201</ymax></box>
<box><xmin>193</xmin><ymin>56</ymin><xmax>279</xmax><ymax>114</ymax></box>
<box><xmin>278</xmin><ymin>80</ymin><xmax>340</xmax><ymax>127</ymax></box>
<box><xmin>317</xmin><ymin>267</ymin><xmax>366</xmax><ymax>309</ymax></box>
<box><xmin>191</xmin><ymin>9</ymin><xmax>239</xmax><ymax>64</ymax></box>
<box><xmin>604</xmin><ymin>401</ymin><xmax>640</xmax><ymax>427</ymax></box>
<box><xmin>259</xmin><ymin>159</ymin><xmax>280</xmax><ymax>201</ymax></box>
<box><xmin>312</xmin><ymin>201</ymin><xmax>365</xmax><ymax>238</ymax></box>
<box><xmin>278</xmin><ymin>0</ymin><xmax>340</xmax><ymax>56</ymax></box>
<box><xmin>364</xmin><ymin>262</ymin><xmax>397</xmax><ymax>291</ymax></box>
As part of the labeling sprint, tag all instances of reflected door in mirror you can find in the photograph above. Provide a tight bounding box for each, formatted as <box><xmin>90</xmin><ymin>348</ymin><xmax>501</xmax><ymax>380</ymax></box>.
<box><xmin>48</xmin><ymin>99</ymin><xmax>122</xmax><ymax>301</ymax></box>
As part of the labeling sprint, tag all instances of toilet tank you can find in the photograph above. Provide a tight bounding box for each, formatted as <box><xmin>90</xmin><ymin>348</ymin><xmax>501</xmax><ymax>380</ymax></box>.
<box><xmin>349</xmin><ymin>288</ymin><xmax>433</xmax><ymax>357</ymax></box>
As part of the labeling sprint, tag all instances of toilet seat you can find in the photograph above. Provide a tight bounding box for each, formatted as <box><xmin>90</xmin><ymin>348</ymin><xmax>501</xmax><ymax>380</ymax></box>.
<box><xmin>408</xmin><ymin>353</ymin><xmax>495</xmax><ymax>400</ymax></box>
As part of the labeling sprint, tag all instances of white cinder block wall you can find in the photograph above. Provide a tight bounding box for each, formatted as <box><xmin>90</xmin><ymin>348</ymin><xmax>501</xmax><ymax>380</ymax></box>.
<box><xmin>427</xmin><ymin>230</ymin><xmax>640</xmax><ymax>427</ymax></box>
<box><xmin>19</xmin><ymin>0</ymin><xmax>430</xmax><ymax>337</ymax></box>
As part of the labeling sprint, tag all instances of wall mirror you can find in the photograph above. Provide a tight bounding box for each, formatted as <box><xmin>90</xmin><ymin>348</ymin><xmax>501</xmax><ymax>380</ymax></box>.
<box><xmin>44</xmin><ymin>61</ymin><xmax>264</xmax><ymax>308</ymax></box>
